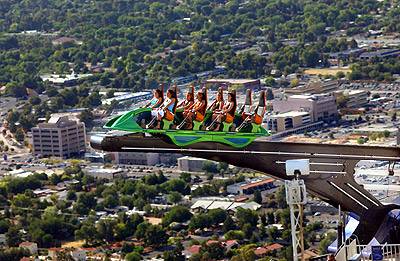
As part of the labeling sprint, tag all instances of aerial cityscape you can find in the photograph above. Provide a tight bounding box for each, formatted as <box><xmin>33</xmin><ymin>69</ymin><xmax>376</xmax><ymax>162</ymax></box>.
<box><xmin>1</xmin><ymin>0</ymin><xmax>400</xmax><ymax>260</ymax></box>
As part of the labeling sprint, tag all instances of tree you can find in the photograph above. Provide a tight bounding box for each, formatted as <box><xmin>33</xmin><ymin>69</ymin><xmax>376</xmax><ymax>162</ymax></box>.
<box><xmin>143</xmin><ymin>225</ymin><xmax>167</xmax><ymax>246</ymax></box>
<box><xmin>264</xmin><ymin>77</ymin><xmax>276</xmax><ymax>87</ymax></box>
<box><xmin>97</xmin><ymin>219</ymin><xmax>116</xmax><ymax>242</ymax></box>
<box><xmin>222</xmin><ymin>215</ymin><xmax>235</xmax><ymax>233</ymax></box>
<box><xmin>103</xmin><ymin>194</ymin><xmax>119</xmax><ymax>208</ymax></box>
<box><xmin>202</xmin><ymin>161</ymin><xmax>218</xmax><ymax>173</ymax></box>
<box><xmin>0</xmin><ymin>219</ymin><xmax>10</xmax><ymax>234</ymax></box>
<box><xmin>217</xmin><ymin>162</ymin><xmax>229</xmax><ymax>173</ymax></box>
<box><xmin>67</xmin><ymin>190</ymin><xmax>77</xmax><ymax>201</ymax></box>
<box><xmin>14</xmin><ymin>128</ymin><xmax>25</xmax><ymax>142</ymax></box>
<box><xmin>79</xmin><ymin>109</ymin><xmax>94</xmax><ymax>128</ymax></box>
<box><xmin>60</xmin><ymin>89</ymin><xmax>79</xmax><ymax>106</ymax></box>
<box><xmin>167</xmin><ymin>191</ymin><xmax>182</xmax><ymax>205</ymax></box>
<box><xmin>6</xmin><ymin>82</ymin><xmax>27</xmax><ymax>98</ymax></box>
<box><xmin>384</xmin><ymin>130</ymin><xmax>390</xmax><ymax>138</ymax></box>
<box><xmin>357</xmin><ymin>137</ymin><xmax>366</xmax><ymax>145</ymax></box>
<box><xmin>235</xmin><ymin>208</ymin><xmax>258</xmax><ymax>228</ymax></box>
<box><xmin>276</xmin><ymin>186</ymin><xmax>288</xmax><ymax>208</ymax></box>
<box><xmin>208</xmin><ymin>209</ymin><xmax>227</xmax><ymax>224</ymax></box>
<box><xmin>125</xmin><ymin>252</ymin><xmax>142</xmax><ymax>261</ymax></box>
<box><xmin>163</xmin><ymin>241</ymin><xmax>185</xmax><ymax>261</ymax></box>
<box><xmin>75</xmin><ymin>220</ymin><xmax>98</xmax><ymax>245</ymax></box>
<box><xmin>0</xmin><ymin>248</ymin><xmax>30</xmax><ymax>261</ymax></box>
<box><xmin>162</xmin><ymin>179</ymin><xmax>190</xmax><ymax>195</ymax></box>
<box><xmin>180</xmin><ymin>172</ymin><xmax>192</xmax><ymax>183</ymax></box>
<box><xmin>49</xmin><ymin>173</ymin><xmax>61</xmax><ymax>185</ymax></box>
<box><xmin>162</xmin><ymin>206</ymin><xmax>192</xmax><ymax>226</ymax></box>
<box><xmin>253</xmin><ymin>190</ymin><xmax>262</xmax><ymax>204</ymax></box>
<box><xmin>319</xmin><ymin>232</ymin><xmax>336</xmax><ymax>254</ymax></box>
<box><xmin>203</xmin><ymin>241</ymin><xmax>224</xmax><ymax>259</ymax></box>
<box><xmin>6</xmin><ymin>227</ymin><xmax>22</xmax><ymax>247</ymax></box>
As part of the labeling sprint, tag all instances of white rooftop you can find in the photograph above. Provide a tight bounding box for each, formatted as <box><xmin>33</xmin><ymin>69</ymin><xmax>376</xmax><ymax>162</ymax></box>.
<box><xmin>178</xmin><ymin>156</ymin><xmax>206</xmax><ymax>161</ymax></box>
<box><xmin>191</xmin><ymin>199</ymin><xmax>260</xmax><ymax>211</ymax></box>
<box><xmin>270</xmin><ymin>111</ymin><xmax>309</xmax><ymax>118</ymax></box>
<box><xmin>103</xmin><ymin>91</ymin><xmax>152</xmax><ymax>105</ymax></box>
<box><xmin>191</xmin><ymin>200</ymin><xmax>213</xmax><ymax>209</ymax></box>
<box><xmin>40</xmin><ymin>73</ymin><xmax>92</xmax><ymax>84</ymax></box>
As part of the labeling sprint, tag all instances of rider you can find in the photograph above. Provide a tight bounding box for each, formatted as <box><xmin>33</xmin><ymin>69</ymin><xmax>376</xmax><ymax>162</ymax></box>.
<box><xmin>236</xmin><ymin>90</ymin><xmax>266</xmax><ymax>131</ymax></box>
<box><xmin>207</xmin><ymin>90</ymin><xmax>236</xmax><ymax>131</ymax></box>
<box><xmin>208</xmin><ymin>87</ymin><xmax>224</xmax><ymax>112</ymax></box>
<box><xmin>147</xmin><ymin>89</ymin><xmax>177</xmax><ymax>129</ymax></box>
<box><xmin>178</xmin><ymin>89</ymin><xmax>206</xmax><ymax>130</ymax></box>
<box><xmin>144</xmin><ymin>89</ymin><xmax>163</xmax><ymax>109</ymax></box>
<box><xmin>176</xmin><ymin>85</ymin><xmax>195</xmax><ymax>112</ymax></box>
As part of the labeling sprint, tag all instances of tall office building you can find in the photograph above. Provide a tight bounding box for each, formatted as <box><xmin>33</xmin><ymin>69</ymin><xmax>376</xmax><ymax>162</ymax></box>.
<box><xmin>32</xmin><ymin>114</ymin><xmax>86</xmax><ymax>158</ymax></box>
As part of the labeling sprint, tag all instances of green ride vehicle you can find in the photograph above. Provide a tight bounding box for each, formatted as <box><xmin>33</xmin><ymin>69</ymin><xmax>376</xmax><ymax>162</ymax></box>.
<box><xmin>104</xmin><ymin>87</ymin><xmax>269</xmax><ymax>148</ymax></box>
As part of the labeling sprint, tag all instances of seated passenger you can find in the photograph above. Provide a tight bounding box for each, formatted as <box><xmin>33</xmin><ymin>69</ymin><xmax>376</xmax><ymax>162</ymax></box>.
<box><xmin>240</xmin><ymin>89</ymin><xmax>253</xmax><ymax>120</ymax></box>
<box><xmin>176</xmin><ymin>85</ymin><xmax>194</xmax><ymax>112</ymax></box>
<box><xmin>236</xmin><ymin>90</ymin><xmax>266</xmax><ymax>132</ymax></box>
<box><xmin>208</xmin><ymin>88</ymin><xmax>224</xmax><ymax>112</ymax></box>
<box><xmin>177</xmin><ymin>90</ymin><xmax>206</xmax><ymax>130</ymax></box>
<box><xmin>147</xmin><ymin>89</ymin><xmax>177</xmax><ymax>129</ymax></box>
<box><xmin>207</xmin><ymin>90</ymin><xmax>236</xmax><ymax>131</ymax></box>
<box><xmin>144</xmin><ymin>89</ymin><xmax>163</xmax><ymax>109</ymax></box>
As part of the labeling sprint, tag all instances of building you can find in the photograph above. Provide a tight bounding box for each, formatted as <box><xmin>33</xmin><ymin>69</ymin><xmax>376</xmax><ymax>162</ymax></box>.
<box><xmin>40</xmin><ymin>73</ymin><xmax>92</xmax><ymax>86</ymax></box>
<box><xmin>71</xmin><ymin>249</ymin><xmax>86</xmax><ymax>261</ymax></box>
<box><xmin>227</xmin><ymin>178</ymin><xmax>276</xmax><ymax>195</ymax></box>
<box><xmin>266</xmin><ymin>111</ymin><xmax>312</xmax><ymax>132</ymax></box>
<box><xmin>32</xmin><ymin>114</ymin><xmax>86</xmax><ymax>158</ymax></box>
<box><xmin>48</xmin><ymin>248</ymin><xmax>86</xmax><ymax>261</ymax></box>
<box><xmin>205</xmin><ymin>79</ymin><xmax>261</xmax><ymax>90</ymax></box>
<box><xmin>85</xmin><ymin>168</ymin><xmax>126</xmax><ymax>180</ymax></box>
<box><xmin>359</xmin><ymin>48</ymin><xmax>400</xmax><ymax>60</ymax></box>
<box><xmin>328</xmin><ymin>48</ymin><xmax>365</xmax><ymax>65</ymax></box>
<box><xmin>113</xmin><ymin>152</ymin><xmax>160</xmax><ymax>165</ymax></box>
<box><xmin>190</xmin><ymin>198</ymin><xmax>261</xmax><ymax>212</ymax></box>
<box><xmin>284</xmin><ymin>79</ymin><xmax>339</xmax><ymax>95</ymax></box>
<box><xmin>19</xmin><ymin>242</ymin><xmax>38</xmax><ymax>255</ymax></box>
<box><xmin>102</xmin><ymin>91</ymin><xmax>152</xmax><ymax>105</ymax></box>
<box><xmin>335</xmin><ymin>90</ymin><xmax>369</xmax><ymax>108</ymax></box>
<box><xmin>272</xmin><ymin>93</ymin><xmax>338</xmax><ymax>122</ymax></box>
<box><xmin>51</xmin><ymin>36</ymin><xmax>81</xmax><ymax>46</ymax></box>
<box><xmin>178</xmin><ymin>156</ymin><xmax>206</xmax><ymax>172</ymax></box>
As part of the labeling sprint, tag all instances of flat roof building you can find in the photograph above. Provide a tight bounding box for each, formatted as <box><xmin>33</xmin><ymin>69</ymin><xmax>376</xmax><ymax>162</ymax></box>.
<box><xmin>190</xmin><ymin>199</ymin><xmax>261</xmax><ymax>212</ymax></box>
<box><xmin>40</xmin><ymin>73</ymin><xmax>92</xmax><ymax>86</ymax></box>
<box><xmin>284</xmin><ymin>79</ymin><xmax>339</xmax><ymax>95</ymax></box>
<box><xmin>359</xmin><ymin>49</ymin><xmax>400</xmax><ymax>60</ymax></box>
<box><xmin>32</xmin><ymin>114</ymin><xmax>86</xmax><ymax>158</ymax></box>
<box><xmin>86</xmin><ymin>168</ymin><xmax>125</xmax><ymax>180</ymax></box>
<box><xmin>178</xmin><ymin>156</ymin><xmax>206</xmax><ymax>172</ymax></box>
<box><xmin>113</xmin><ymin>152</ymin><xmax>160</xmax><ymax>165</ymax></box>
<box><xmin>335</xmin><ymin>90</ymin><xmax>369</xmax><ymax>108</ymax></box>
<box><xmin>205</xmin><ymin>79</ymin><xmax>261</xmax><ymax>90</ymax></box>
<box><xmin>102</xmin><ymin>91</ymin><xmax>152</xmax><ymax>105</ymax></box>
<box><xmin>227</xmin><ymin>178</ymin><xmax>275</xmax><ymax>195</ymax></box>
<box><xmin>266</xmin><ymin>111</ymin><xmax>312</xmax><ymax>133</ymax></box>
<box><xmin>272</xmin><ymin>93</ymin><xmax>338</xmax><ymax>123</ymax></box>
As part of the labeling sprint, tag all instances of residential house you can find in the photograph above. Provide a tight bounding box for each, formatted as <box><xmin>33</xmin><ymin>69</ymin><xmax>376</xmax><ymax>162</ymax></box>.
<box><xmin>19</xmin><ymin>242</ymin><xmax>38</xmax><ymax>255</ymax></box>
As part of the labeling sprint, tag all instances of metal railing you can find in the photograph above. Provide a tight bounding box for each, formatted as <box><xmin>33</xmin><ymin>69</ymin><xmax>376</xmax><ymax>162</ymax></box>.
<box><xmin>336</xmin><ymin>240</ymin><xmax>400</xmax><ymax>261</ymax></box>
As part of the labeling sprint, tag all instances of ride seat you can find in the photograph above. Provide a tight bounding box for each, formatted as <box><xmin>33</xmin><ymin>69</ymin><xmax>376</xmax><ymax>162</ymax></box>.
<box><xmin>162</xmin><ymin>116</ymin><xmax>174</xmax><ymax>130</ymax></box>
<box><xmin>250</xmin><ymin>91</ymin><xmax>266</xmax><ymax>133</ymax></box>
<box><xmin>193</xmin><ymin>87</ymin><xmax>207</xmax><ymax>131</ymax></box>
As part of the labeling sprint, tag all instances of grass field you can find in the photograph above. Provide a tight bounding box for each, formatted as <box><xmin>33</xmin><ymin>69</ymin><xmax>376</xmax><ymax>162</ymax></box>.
<box><xmin>304</xmin><ymin>67</ymin><xmax>352</xmax><ymax>76</ymax></box>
